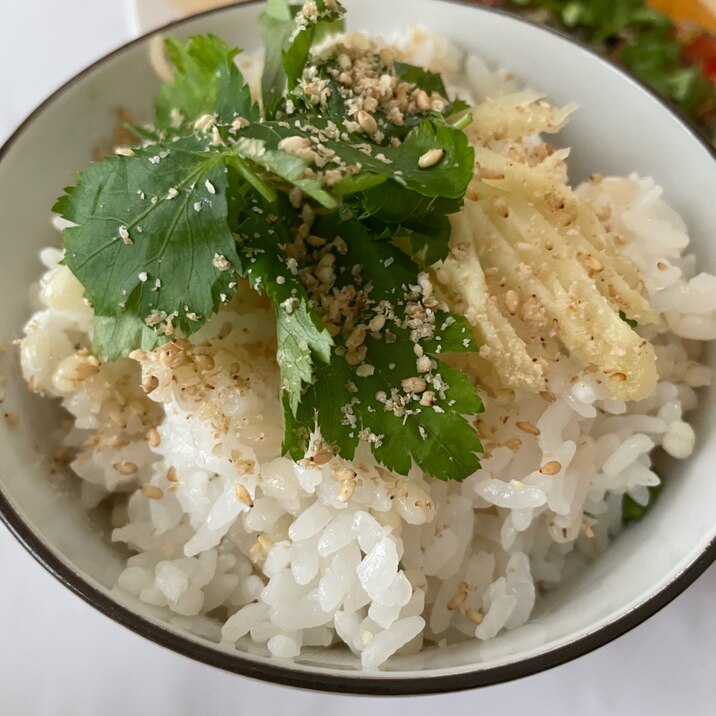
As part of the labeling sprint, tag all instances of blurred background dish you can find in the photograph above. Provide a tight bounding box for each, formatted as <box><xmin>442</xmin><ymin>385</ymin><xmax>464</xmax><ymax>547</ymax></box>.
<box><xmin>131</xmin><ymin>0</ymin><xmax>241</xmax><ymax>31</ymax></box>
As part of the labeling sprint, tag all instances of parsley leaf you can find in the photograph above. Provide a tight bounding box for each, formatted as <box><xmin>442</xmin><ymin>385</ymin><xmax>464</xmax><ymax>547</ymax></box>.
<box><xmin>282</xmin><ymin>0</ymin><xmax>346</xmax><ymax>92</ymax></box>
<box><xmin>357</xmin><ymin>184</ymin><xmax>460</xmax><ymax>267</ymax></box>
<box><xmin>260</xmin><ymin>0</ymin><xmax>345</xmax><ymax>118</ymax></box>
<box><xmin>330</xmin><ymin>117</ymin><xmax>475</xmax><ymax>199</ymax></box>
<box><xmin>55</xmin><ymin>137</ymin><xmax>240</xmax><ymax>346</ymax></box>
<box><xmin>93</xmin><ymin>314</ymin><xmax>167</xmax><ymax>362</ymax></box>
<box><xmin>394</xmin><ymin>61</ymin><xmax>470</xmax><ymax>117</ymax></box>
<box><xmin>259</xmin><ymin>0</ymin><xmax>296</xmax><ymax>118</ymax></box>
<box><xmin>231</xmin><ymin>129</ymin><xmax>337</xmax><ymax>207</ymax></box>
<box><xmin>155</xmin><ymin>34</ymin><xmax>259</xmax><ymax>129</ymax></box>
<box><xmin>282</xmin><ymin>215</ymin><xmax>483</xmax><ymax>481</ymax></box>
<box><xmin>233</xmin><ymin>193</ymin><xmax>333</xmax><ymax>415</ymax></box>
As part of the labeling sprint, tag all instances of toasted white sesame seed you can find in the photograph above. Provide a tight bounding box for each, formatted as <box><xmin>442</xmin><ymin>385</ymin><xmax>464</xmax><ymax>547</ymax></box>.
<box><xmin>230</xmin><ymin>116</ymin><xmax>250</xmax><ymax>132</ymax></box>
<box><xmin>516</xmin><ymin>421</ymin><xmax>540</xmax><ymax>436</ymax></box>
<box><xmin>193</xmin><ymin>113</ymin><xmax>216</xmax><ymax>132</ymax></box>
<box><xmin>211</xmin><ymin>126</ymin><xmax>224</xmax><ymax>146</ymax></box>
<box><xmin>138</xmin><ymin>272</ymin><xmax>148</xmax><ymax>282</ymax></box>
<box><xmin>141</xmin><ymin>484</ymin><xmax>163</xmax><ymax>500</ymax></box>
<box><xmin>402</xmin><ymin>376</ymin><xmax>427</xmax><ymax>393</ymax></box>
<box><xmin>447</xmin><ymin>582</ymin><xmax>468</xmax><ymax>610</ymax></box>
<box><xmin>356</xmin><ymin>110</ymin><xmax>378</xmax><ymax>134</ymax></box>
<box><xmin>465</xmin><ymin>608</ymin><xmax>484</xmax><ymax>625</ymax></box>
<box><xmin>278</xmin><ymin>135</ymin><xmax>312</xmax><ymax>154</ymax></box>
<box><xmin>205</xmin><ymin>179</ymin><xmax>216</xmax><ymax>195</ymax></box>
<box><xmin>585</xmin><ymin>254</ymin><xmax>604</xmax><ymax>275</ymax></box>
<box><xmin>415</xmin><ymin>90</ymin><xmax>431</xmax><ymax>112</ymax></box>
<box><xmin>505</xmin><ymin>289</ymin><xmax>519</xmax><ymax>315</ymax></box>
<box><xmin>147</xmin><ymin>427</ymin><xmax>161</xmax><ymax>447</ymax></box>
<box><xmin>356</xmin><ymin>364</ymin><xmax>375</xmax><ymax>378</ymax></box>
<box><xmin>418</xmin><ymin>148</ymin><xmax>445</xmax><ymax>168</ymax></box>
<box><xmin>142</xmin><ymin>375</ymin><xmax>159</xmax><ymax>394</ymax></box>
<box><xmin>212</xmin><ymin>254</ymin><xmax>231</xmax><ymax>271</ymax></box>
<box><xmin>234</xmin><ymin>483</ymin><xmax>254</xmax><ymax>507</ymax></box>
<box><xmin>114</xmin><ymin>461</ymin><xmax>139</xmax><ymax>475</ymax></box>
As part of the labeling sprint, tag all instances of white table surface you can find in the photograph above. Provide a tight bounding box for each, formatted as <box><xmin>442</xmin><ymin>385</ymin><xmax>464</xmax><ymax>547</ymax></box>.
<box><xmin>1</xmin><ymin>1</ymin><xmax>715</xmax><ymax>713</ymax></box>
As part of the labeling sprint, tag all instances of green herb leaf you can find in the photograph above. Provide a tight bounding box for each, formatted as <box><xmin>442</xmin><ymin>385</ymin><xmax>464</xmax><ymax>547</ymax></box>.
<box><xmin>394</xmin><ymin>61</ymin><xmax>449</xmax><ymax>97</ymax></box>
<box><xmin>618</xmin><ymin>310</ymin><xmax>638</xmax><ymax>328</ymax></box>
<box><xmin>358</xmin><ymin>184</ymin><xmax>460</xmax><ymax>266</ymax></box>
<box><xmin>331</xmin><ymin>117</ymin><xmax>475</xmax><ymax>199</ymax></box>
<box><xmin>259</xmin><ymin>0</ymin><xmax>295</xmax><ymax>117</ymax></box>
<box><xmin>234</xmin><ymin>193</ymin><xmax>333</xmax><ymax>415</ymax></box>
<box><xmin>283</xmin><ymin>215</ymin><xmax>483</xmax><ymax>481</ymax></box>
<box><xmin>282</xmin><ymin>0</ymin><xmax>346</xmax><ymax>92</ymax></box>
<box><xmin>155</xmin><ymin>35</ymin><xmax>258</xmax><ymax>129</ymax></box>
<box><xmin>56</xmin><ymin>137</ymin><xmax>240</xmax><ymax>343</ymax></box>
<box><xmin>622</xmin><ymin>482</ymin><xmax>663</xmax><ymax>523</ymax></box>
<box><xmin>93</xmin><ymin>314</ymin><xmax>168</xmax><ymax>362</ymax></box>
<box><xmin>231</xmin><ymin>130</ymin><xmax>337</xmax><ymax>208</ymax></box>
<box><xmin>392</xmin><ymin>62</ymin><xmax>471</xmax><ymax>118</ymax></box>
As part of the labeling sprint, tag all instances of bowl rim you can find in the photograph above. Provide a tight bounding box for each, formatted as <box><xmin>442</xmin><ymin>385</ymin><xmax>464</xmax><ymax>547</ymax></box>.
<box><xmin>1</xmin><ymin>0</ymin><xmax>716</xmax><ymax>696</ymax></box>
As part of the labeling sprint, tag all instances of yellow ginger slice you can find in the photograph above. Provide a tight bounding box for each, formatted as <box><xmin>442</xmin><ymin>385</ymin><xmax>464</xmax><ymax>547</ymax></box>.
<box><xmin>435</xmin><ymin>239</ymin><xmax>546</xmax><ymax>392</ymax></box>
<box><xmin>448</xmin><ymin>148</ymin><xmax>658</xmax><ymax>400</ymax></box>
<box><xmin>467</xmin><ymin>90</ymin><xmax>578</xmax><ymax>143</ymax></box>
<box><xmin>473</xmin><ymin>148</ymin><xmax>655</xmax><ymax>324</ymax></box>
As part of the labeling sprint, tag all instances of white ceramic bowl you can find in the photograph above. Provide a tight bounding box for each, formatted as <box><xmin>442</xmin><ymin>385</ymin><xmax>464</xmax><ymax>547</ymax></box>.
<box><xmin>1</xmin><ymin>0</ymin><xmax>715</xmax><ymax>694</ymax></box>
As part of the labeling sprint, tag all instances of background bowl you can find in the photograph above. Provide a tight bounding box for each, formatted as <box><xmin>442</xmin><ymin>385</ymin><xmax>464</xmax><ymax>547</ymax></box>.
<box><xmin>0</xmin><ymin>0</ymin><xmax>715</xmax><ymax>695</ymax></box>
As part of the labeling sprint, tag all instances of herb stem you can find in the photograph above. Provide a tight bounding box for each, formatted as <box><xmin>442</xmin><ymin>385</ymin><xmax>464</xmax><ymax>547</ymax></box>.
<box><xmin>227</xmin><ymin>154</ymin><xmax>278</xmax><ymax>204</ymax></box>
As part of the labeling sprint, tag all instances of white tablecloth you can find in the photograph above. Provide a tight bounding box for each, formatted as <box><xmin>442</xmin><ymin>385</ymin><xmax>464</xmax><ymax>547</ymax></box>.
<box><xmin>1</xmin><ymin>2</ymin><xmax>715</xmax><ymax>713</ymax></box>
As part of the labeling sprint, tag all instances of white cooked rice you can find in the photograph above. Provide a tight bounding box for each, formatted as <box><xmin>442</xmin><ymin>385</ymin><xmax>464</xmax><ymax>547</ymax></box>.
<box><xmin>19</xmin><ymin>28</ymin><xmax>715</xmax><ymax>669</ymax></box>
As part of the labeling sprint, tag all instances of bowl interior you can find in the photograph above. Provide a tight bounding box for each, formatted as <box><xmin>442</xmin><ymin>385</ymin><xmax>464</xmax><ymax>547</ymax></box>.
<box><xmin>1</xmin><ymin>0</ymin><xmax>715</xmax><ymax>689</ymax></box>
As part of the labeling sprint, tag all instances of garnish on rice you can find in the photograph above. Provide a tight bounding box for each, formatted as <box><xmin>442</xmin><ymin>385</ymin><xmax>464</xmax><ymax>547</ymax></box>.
<box><xmin>56</xmin><ymin>0</ymin><xmax>660</xmax><ymax>482</ymax></box>
<box><xmin>55</xmin><ymin>0</ymin><xmax>485</xmax><ymax>481</ymax></box>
